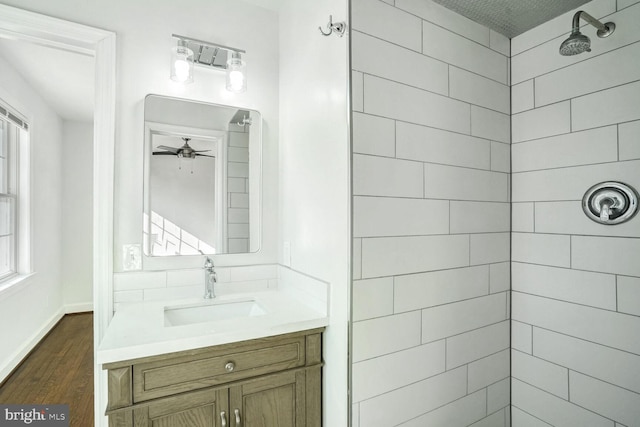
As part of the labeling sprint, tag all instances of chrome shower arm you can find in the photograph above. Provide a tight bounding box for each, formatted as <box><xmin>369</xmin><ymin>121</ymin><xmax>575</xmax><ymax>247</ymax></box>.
<box><xmin>572</xmin><ymin>11</ymin><xmax>608</xmax><ymax>33</ymax></box>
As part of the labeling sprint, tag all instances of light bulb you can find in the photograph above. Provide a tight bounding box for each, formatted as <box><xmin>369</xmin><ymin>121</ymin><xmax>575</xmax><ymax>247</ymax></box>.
<box><xmin>170</xmin><ymin>43</ymin><xmax>194</xmax><ymax>84</ymax></box>
<box><xmin>226</xmin><ymin>52</ymin><xmax>246</xmax><ymax>93</ymax></box>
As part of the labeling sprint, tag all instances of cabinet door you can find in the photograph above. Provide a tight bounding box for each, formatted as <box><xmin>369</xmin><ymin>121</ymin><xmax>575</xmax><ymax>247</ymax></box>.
<box><xmin>229</xmin><ymin>370</ymin><xmax>308</xmax><ymax>427</ymax></box>
<box><xmin>133</xmin><ymin>388</ymin><xmax>228</xmax><ymax>427</ymax></box>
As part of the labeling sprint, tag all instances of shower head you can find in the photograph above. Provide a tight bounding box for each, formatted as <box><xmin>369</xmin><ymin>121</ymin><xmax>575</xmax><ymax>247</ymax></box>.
<box><xmin>559</xmin><ymin>30</ymin><xmax>591</xmax><ymax>56</ymax></box>
<box><xmin>559</xmin><ymin>11</ymin><xmax>616</xmax><ymax>56</ymax></box>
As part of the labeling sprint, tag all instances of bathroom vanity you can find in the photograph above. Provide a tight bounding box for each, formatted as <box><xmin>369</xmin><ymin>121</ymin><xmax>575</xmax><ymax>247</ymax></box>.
<box><xmin>98</xmin><ymin>291</ymin><xmax>328</xmax><ymax>427</ymax></box>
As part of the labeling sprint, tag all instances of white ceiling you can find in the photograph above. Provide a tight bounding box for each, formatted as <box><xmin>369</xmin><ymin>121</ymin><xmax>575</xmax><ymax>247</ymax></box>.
<box><xmin>0</xmin><ymin>38</ymin><xmax>94</xmax><ymax>123</ymax></box>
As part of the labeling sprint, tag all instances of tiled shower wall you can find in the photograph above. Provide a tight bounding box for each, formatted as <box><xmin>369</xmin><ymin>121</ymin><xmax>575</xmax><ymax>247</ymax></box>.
<box><xmin>350</xmin><ymin>0</ymin><xmax>511</xmax><ymax>425</ymax></box>
<box><xmin>510</xmin><ymin>0</ymin><xmax>640</xmax><ymax>426</ymax></box>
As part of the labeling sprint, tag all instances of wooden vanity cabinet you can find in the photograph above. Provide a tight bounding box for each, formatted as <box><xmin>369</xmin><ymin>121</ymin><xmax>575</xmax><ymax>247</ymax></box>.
<box><xmin>104</xmin><ymin>328</ymin><xmax>323</xmax><ymax>427</ymax></box>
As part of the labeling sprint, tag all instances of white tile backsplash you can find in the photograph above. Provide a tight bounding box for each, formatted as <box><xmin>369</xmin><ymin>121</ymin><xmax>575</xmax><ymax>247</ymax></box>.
<box><xmin>470</xmin><ymin>105</ymin><xmax>511</xmax><ymax>143</ymax></box>
<box><xmin>446</xmin><ymin>321</ymin><xmax>510</xmax><ymax>369</ymax></box>
<box><xmin>351</xmin><ymin>0</ymin><xmax>422</xmax><ymax>51</ymax></box>
<box><xmin>511</xmin><ymin>80</ymin><xmax>534</xmax><ymax>114</ymax></box>
<box><xmin>353</xmin><ymin>154</ymin><xmax>423</xmax><ymax>198</ymax></box>
<box><xmin>352</xmin><ymin>311</ymin><xmax>422</xmax><ymax>362</ymax></box>
<box><xmin>396</xmin><ymin>390</ymin><xmax>487</xmax><ymax>427</ymax></box>
<box><xmin>468</xmin><ymin>349</ymin><xmax>510</xmax><ymax>392</ymax></box>
<box><xmin>619</xmin><ymin>120</ymin><xmax>640</xmax><ymax>161</ymax></box>
<box><xmin>449</xmin><ymin>67</ymin><xmax>510</xmax><ymax>114</ymax></box>
<box><xmin>572</xmin><ymin>79</ymin><xmax>640</xmax><ymax>131</ymax></box>
<box><xmin>572</xmin><ymin>235</ymin><xmax>640</xmax><ymax>276</ymax></box>
<box><xmin>450</xmin><ymin>202</ymin><xmax>510</xmax><ymax>234</ymax></box>
<box><xmin>512</xmin><ymin>350</ymin><xmax>569</xmax><ymax>399</ymax></box>
<box><xmin>469</xmin><ymin>233</ymin><xmax>510</xmax><ymax>265</ymax></box>
<box><xmin>618</xmin><ymin>275</ymin><xmax>640</xmax><ymax>316</ymax></box>
<box><xmin>424</xmin><ymin>164</ymin><xmax>508</xmax><ymax>202</ymax></box>
<box><xmin>352</xmin><ymin>277</ymin><xmax>394</xmax><ymax>321</ymax></box>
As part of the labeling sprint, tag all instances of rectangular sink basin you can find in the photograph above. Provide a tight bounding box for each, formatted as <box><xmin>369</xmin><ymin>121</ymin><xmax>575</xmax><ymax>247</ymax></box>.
<box><xmin>164</xmin><ymin>299</ymin><xmax>266</xmax><ymax>327</ymax></box>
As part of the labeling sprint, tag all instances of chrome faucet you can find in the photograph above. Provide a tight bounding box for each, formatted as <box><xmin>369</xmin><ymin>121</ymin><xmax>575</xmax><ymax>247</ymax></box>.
<box><xmin>203</xmin><ymin>256</ymin><xmax>217</xmax><ymax>299</ymax></box>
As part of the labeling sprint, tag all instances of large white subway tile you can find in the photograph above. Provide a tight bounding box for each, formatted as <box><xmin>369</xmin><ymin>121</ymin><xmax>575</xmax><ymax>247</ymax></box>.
<box><xmin>511</xmin><ymin>1</ymin><xmax>633</xmax><ymax>84</ymax></box>
<box><xmin>573</xmin><ymin>80</ymin><xmax>640</xmax><ymax>131</ymax></box>
<box><xmin>396</xmin><ymin>0</ymin><xmax>491</xmax><ymax>46</ymax></box>
<box><xmin>352</xmin><ymin>340</ymin><xmax>445</xmax><ymax>402</ymax></box>
<box><xmin>450</xmin><ymin>67</ymin><xmax>510</xmax><ymax>114</ymax></box>
<box><xmin>166</xmin><ymin>269</ymin><xmax>203</xmax><ymax>287</ymax></box>
<box><xmin>618</xmin><ymin>275</ymin><xmax>640</xmax><ymax>316</ymax></box>
<box><xmin>512</xmin><ymin>350</ymin><xmax>568</xmax><ymax>399</ymax></box>
<box><xmin>450</xmin><ymin>202</ymin><xmax>510</xmax><ymax>234</ymax></box>
<box><xmin>397</xmin><ymin>390</ymin><xmax>487</xmax><ymax>427</ymax></box>
<box><xmin>512</xmin><ymin>80</ymin><xmax>534</xmax><ymax>114</ymax></box>
<box><xmin>446</xmin><ymin>321</ymin><xmax>510</xmax><ymax>369</ymax></box>
<box><xmin>422</xmin><ymin>293</ymin><xmax>507</xmax><ymax>343</ymax></box>
<box><xmin>511</xmin><ymin>0</ymin><xmax>616</xmax><ymax>56</ymax></box>
<box><xmin>361</xmin><ymin>234</ymin><xmax>469</xmax><ymax>278</ymax></box>
<box><xmin>228</xmin><ymin>265</ymin><xmax>277</xmax><ymax>281</ymax></box>
<box><xmin>620</xmin><ymin>0</ymin><xmax>640</xmax><ymax>8</ymax></box>
<box><xmin>353</xmin><ymin>196</ymin><xmax>449</xmax><ymax>237</ymax></box>
<box><xmin>536</xmin><ymin>41</ymin><xmax>640</xmax><ymax>107</ymax></box>
<box><xmin>512</xmin><ymin>321</ymin><xmax>533</xmax><ymax>353</ymax></box>
<box><xmin>490</xmin><ymin>262</ymin><xmax>510</xmax><ymax>293</ymax></box>
<box><xmin>512</xmin><ymin>202</ymin><xmax>534</xmax><ymax>232</ymax></box>
<box><xmin>468</xmin><ymin>349</ymin><xmax>510</xmax><ymax>393</ymax></box>
<box><xmin>471</xmin><ymin>106</ymin><xmax>511</xmax><ymax>143</ymax></box>
<box><xmin>425</xmin><ymin>164</ymin><xmax>508</xmax><ymax>202</ymax></box>
<box><xmin>364</xmin><ymin>75</ymin><xmax>471</xmax><ymax>134</ymax></box>
<box><xmin>490</xmin><ymin>30</ymin><xmax>510</xmax><ymax>56</ymax></box>
<box><xmin>422</xmin><ymin>20</ymin><xmax>507</xmax><ymax>83</ymax></box>
<box><xmin>394</xmin><ymin>265</ymin><xmax>489</xmax><ymax>313</ymax></box>
<box><xmin>352</xmin><ymin>311</ymin><xmax>421</xmax><ymax>362</ymax></box>
<box><xmin>534</xmin><ymin>328</ymin><xmax>640</xmax><ymax>395</ymax></box>
<box><xmin>487</xmin><ymin>378</ymin><xmax>511</xmax><ymax>414</ymax></box>
<box><xmin>352</xmin><ymin>71</ymin><xmax>364</xmax><ymax>112</ymax></box>
<box><xmin>351</xmin><ymin>0</ymin><xmax>422</xmax><ymax>51</ymax></box>
<box><xmin>511</xmin><ymin>407</ymin><xmax>553</xmax><ymax>427</ymax></box>
<box><xmin>512</xmin><ymin>126</ymin><xmax>618</xmax><ymax>172</ymax></box>
<box><xmin>512</xmin><ymin>293</ymin><xmax>640</xmax><ymax>355</ymax></box>
<box><xmin>352</xmin><ymin>31</ymin><xmax>448</xmax><ymax>95</ymax></box>
<box><xmin>352</xmin><ymin>277</ymin><xmax>394</xmax><ymax>321</ymax></box>
<box><xmin>353</xmin><ymin>154</ymin><xmax>423</xmax><ymax>198</ymax></box>
<box><xmin>470</xmin><ymin>410</ymin><xmax>505</xmax><ymax>427</ymax></box>
<box><xmin>352</xmin><ymin>112</ymin><xmax>395</xmax><ymax>157</ymax></box>
<box><xmin>512</xmin><ymin>101</ymin><xmax>571</xmax><ymax>143</ymax></box>
<box><xmin>536</xmin><ymin>201</ymin><xmax>640</xmax><ymax>238</ymax></box>
<box><xmin>113</xmin><ymin>271</ymin><xmax>166</xmax><ymax>291</ymax></box>
<box><xmin>353</xmin><ymin>238</ymin><xmax>362</xmax><ymax>280</ymax></box>
<box><xmin>512</xmin><ymin>262</ymin><xmax>616</xmax><ymax>309</ymax></box>
<box><xmin>512</xmin><ymin>379</ymin><xmax>614</xmax><ymax>427</ymax></box>
<box><xmin>570</xmin><ymin>371</ymin><xmax>640</xmax><ymax>427</ymax></box>
<box><xmin>512</xmin><ymin>160</ymin><xmax>640</xmax><ymax>202</ymax></box>
<box><xmin>396</xmin><ymin>121</ymin><xmax>491</xmax><ymax>170</ymax></box>
<box><xmin>572</xmin><ymin>235</ymin><xmax>640</xmax><ymax>276</ymax></box>
<box><xmin>470</xmin><ymin>233</ymin><xmax>510</xmax><ymax>265</ymax></box>
<box><xmin>619</xmin><ymin>120</ymin><xmax>640</xmax><ymax>161</ymax></box>
<box><xmin>491</xmin><ymin>142</ymin><xmax>510</xmax><ymax>173</ymax></box>
<box><xmin>359</xmin><ymin>367</ymin><xmax>467</xmax><ymax>427</ymax></box>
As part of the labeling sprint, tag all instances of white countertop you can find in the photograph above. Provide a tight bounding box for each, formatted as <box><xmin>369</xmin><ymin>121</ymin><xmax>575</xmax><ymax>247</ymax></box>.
<box><xmin>97</xmin><ymin>290</ymin><xmax>328</xmax><ymax>365</ymax></box>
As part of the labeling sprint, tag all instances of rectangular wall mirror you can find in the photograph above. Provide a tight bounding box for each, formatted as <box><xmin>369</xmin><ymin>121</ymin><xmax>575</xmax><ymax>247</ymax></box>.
<box><xmin>143</xmin><ymin>94</ymin><xmax>261</xmax><ymax>256</ymax></box>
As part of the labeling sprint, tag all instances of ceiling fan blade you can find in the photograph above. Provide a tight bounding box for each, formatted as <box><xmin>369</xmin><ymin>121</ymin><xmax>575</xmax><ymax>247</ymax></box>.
<box><xmin>157</xmin><ymin>145</ymin><xmax>180</xmax><ymax>153</ymax></box>
<box><xmin>153</xmin><ymin>151</ymin><xmax>177</xmax><ymax>155</ymax></box>
<box><xmin>192</xmin><ymin>149</ymin><xmax>212</xmax><ymax>153</ymax></box>
<box><xmin>196</xmin><ymin>153</ymin><xmax>216</xmax><ymax>158</ymax></box>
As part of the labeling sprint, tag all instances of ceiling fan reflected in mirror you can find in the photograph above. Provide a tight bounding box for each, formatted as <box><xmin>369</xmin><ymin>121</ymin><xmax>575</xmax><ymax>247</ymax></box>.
<box><xmin>153</xmin><ymin>137</ymin><xmax>215</xmax><ymax>159</ymax></box>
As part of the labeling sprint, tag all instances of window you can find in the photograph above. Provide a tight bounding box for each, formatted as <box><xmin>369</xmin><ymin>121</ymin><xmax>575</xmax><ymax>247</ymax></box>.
<box><xmin>0</xmin><ymin>101</ymin><xmax>29</xmax><ymax>283</ymax></box>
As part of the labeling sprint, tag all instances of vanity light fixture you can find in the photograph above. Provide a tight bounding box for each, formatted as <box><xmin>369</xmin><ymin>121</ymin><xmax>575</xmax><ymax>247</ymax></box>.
<box><xmin>171</xmin><ymin>34</ymin><xmax>246</xmax><ymax>93</ymax></box>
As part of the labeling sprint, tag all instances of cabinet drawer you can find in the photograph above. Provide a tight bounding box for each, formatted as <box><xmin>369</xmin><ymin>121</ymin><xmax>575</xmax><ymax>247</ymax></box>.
<box><xmin>133</xmin><ymin>335</ymin><xmax>306</xmax><ymax>402</ymax></box>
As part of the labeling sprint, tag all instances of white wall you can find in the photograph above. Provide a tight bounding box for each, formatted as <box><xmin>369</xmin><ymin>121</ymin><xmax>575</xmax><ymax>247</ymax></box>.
<box><xmin>62</xmin><ymin>120</ymin><xmax>93</xmax><ymax>311</ymax></box>
<box><xmin>511</xmin><ymin>1</ymin><xmax>640</xmax><ymax>425</ymax></box>
<box><xmin>0</xmin><ymin>52</ymin><xmax>64</xmax><ymax>380</ymax></box>
<box><xmin>279</xmin><ymin>0</ymin><xmax>350</xmax><ymax>425</ymax></box>
<box><xmin>350</xmin><ymin>0</ymin><xmax>511</xmax><ymax>425</ymax></box>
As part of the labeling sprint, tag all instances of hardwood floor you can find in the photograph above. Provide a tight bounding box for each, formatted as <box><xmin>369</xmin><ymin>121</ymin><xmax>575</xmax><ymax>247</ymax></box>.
<box><xmin>0</xmin><ymin>313</ymin><xmax>94</xmax><ymax>426</ymax></box>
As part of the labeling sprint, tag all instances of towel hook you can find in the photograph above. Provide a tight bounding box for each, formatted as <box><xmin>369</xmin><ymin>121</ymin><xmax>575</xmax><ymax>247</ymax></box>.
<box><xmin>319</xmin><ymin>15</ymin><xmax>346</xmax><ymax>37</ymax></box>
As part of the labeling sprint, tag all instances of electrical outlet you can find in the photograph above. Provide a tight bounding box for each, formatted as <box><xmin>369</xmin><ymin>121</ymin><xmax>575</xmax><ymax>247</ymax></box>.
<box><xmin>123</xmin><ymin>244</ymin><xmax>142</xmax><ymax>271</ymax></box>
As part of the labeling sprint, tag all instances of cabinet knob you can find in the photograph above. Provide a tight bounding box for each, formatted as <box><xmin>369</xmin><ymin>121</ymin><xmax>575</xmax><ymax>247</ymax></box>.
<box><xmin>220</xmin><ymin>411</ymin><xmax>227</xmax><ymax>427</ymax></box>
<box><xmin>225</xmin><ymin>362</ymin><xmax>235</xmax><ymax>372</ymax></box>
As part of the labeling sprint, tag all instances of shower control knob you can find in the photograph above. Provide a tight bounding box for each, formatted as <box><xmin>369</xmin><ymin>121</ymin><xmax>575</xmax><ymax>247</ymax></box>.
<box><xmin>582</xmin><ymin>181</ymin><xmax>638</xmax><ymax>225</ymax></box>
